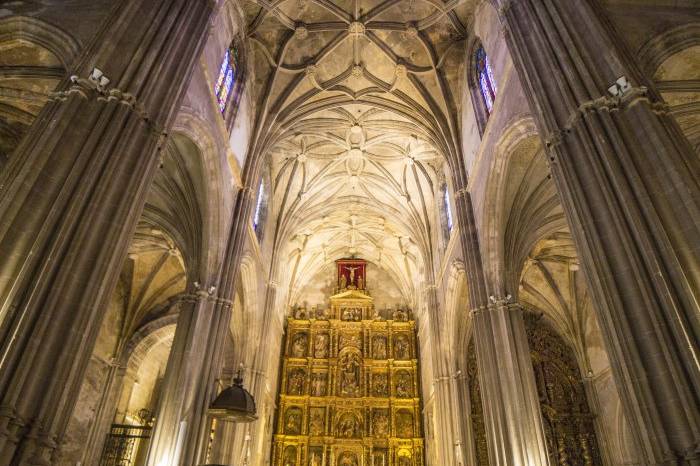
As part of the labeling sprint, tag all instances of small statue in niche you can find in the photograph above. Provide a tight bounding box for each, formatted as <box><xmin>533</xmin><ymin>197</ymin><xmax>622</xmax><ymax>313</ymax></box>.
<box><xmin>373</xmin><ymin>373</ymin><xmax>388</xmax><ymax>396</ymax></box>
<box><xmin>338</xmin><ymin>414</ymin><xmax>358</xmax><ymax>438</ymax></box>
<box><xmin>396</xmin><ymin>371</ymin><xmax>412</xmax><ymax>397</ymax></box>
<box><xmin>342</xmin><ymin>307</ymin><xmax>353</xmax><ymax>321</ymax></box>
<box><xmin>372</xmin><ymin>308</ymin><xmax>382</xmax><ymax>321</ymax></box>
<box><xmin>373</xmin><ymin>336</ymin><xmax>387</xmax><ymax>359</ymax></box>
<box><xmin>294</xmin><ymin>307</ymin><xmax>307</xmax><ymax>319</ymax></box>
<box><xmin>396</xmin><ymin>411</ymin><xmax>413</xmax><ymax>437</ymax></box>
<box><xmin>291</xmin><ymin>333</ymin><xmax>308</xmax><ymax>357</ymax></box>
<box><xmin>284</xmin><ymin>446</ymin><xmax>297</xmax><ymax>466</ymax></box>
<box><xmin>311</xmin><ymin>373</ymin><xmax>326</xmax><ymax>396</ymax></box>
<box><xmin>288</xmin><ymin>369</ymin><xmax>305</xmax><ymax>395</ymax></box>
<box><xmin>314</xmin><ymin>333</ymin><xmax>329</xmax><ymax>358</ymax></box>
<box><xmin>309</xmin><ymin>410</ymin><xmax>324</xmax><ymax>436</ymax></box>
<box><xmin>392</xmin><ymin>308</ymin><xmax>408</xmax><ymax>321</ymax></box>
<box><xmin>285</xmin><ymin>409</ymin><xmax>302</xmax><ymax>434</ymax></box>
<box><xmin>339</xmin><ymin>452</ymin><xmax>358</xmax><ymax>466</ymax></box>
<box><xmin>310</xmin><ymin>452</ymin><xmax>322</xmax><ymax>466</ymax></box>
<box><xmin>394</xmin><ymin>335</ymin><xmax>410</xmax><ymax>360</ymax></box>
<box><xmin>340</xmin><ymin>274</ymin><xmax>347</xmax><ymax>289</ymax></box>
<box><xmin>357</xmin><ymin>275</ymin><xmax>364</xmax><ymax>290</ymax></box>
<box><xmin>398</xmin><ymin>456</ymin><xmax>412</xmax><ymax>466</ymax></box>
<box><xmin>373</xmin><ymin>410</ymin><xmax>389</xmax><ymax>436</ymax></box>
<box><xmin>339</xmin><ymin>352</ymin><xmax>361</xmax><ymax>396</ymax></box>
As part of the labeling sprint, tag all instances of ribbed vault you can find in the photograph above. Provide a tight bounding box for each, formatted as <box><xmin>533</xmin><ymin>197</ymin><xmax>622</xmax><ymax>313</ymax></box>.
<box><xmin>243</xmin><ymin>0</ymin><xmax>475</xmax><ymax>309</ymax></box>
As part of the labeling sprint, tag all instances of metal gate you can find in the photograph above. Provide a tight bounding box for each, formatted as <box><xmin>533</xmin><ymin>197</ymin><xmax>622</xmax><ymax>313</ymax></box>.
<box><xmin>99</xmin><ymin>424</ymin><xmax>152</xmax><ymax>466</ymax></box>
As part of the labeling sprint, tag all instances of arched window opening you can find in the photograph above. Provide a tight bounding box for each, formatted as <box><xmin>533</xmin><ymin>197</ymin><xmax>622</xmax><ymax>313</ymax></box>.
<box><xmin>475</xmin><ymin>45</ymin><xmax>497</xmax><ymax>115</ymax></box>
<box><xmin>214</xmin><ymin>40</ymin><xmax>244</xmax><ymax>120</ymax></box>
<box><xmin>444</xmin><ymin>187</ymin><xmax>454</xmax><ymax>233</ymax></box>
<box><xmin>253</xmin><ymin>180</ymin><xmax>267</xmax><ymax>240</ymax></box>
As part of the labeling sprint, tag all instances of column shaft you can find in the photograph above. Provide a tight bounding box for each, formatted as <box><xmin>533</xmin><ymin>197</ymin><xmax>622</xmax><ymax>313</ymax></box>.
<box><xmin>145</xmin><ymin>293</ymin><xmax>232</xmax><ymax>466</ymax></box>
<box><xmin>497</xmin><ymin>0</ymin><xmax>700</xmax><ymax>462</ymax></box>
<box><xmin>0</xmin><ymin>1</ymin><xmax>214</xmax><ymax>464</ymax></box>
<box><xmin>472</xmin><ymin>302</ymin><xmax>550</xmax><ymax>466</ymax></box>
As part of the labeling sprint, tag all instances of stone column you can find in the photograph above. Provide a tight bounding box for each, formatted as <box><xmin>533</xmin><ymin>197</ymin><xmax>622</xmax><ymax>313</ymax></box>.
<box><xmin>496</xmin><ymin>1</ymin><xmax>700</xmax><ymax>462</ymax></box>
<box><xmin>145</xmin><ymin>292</ymin><xmax>232</xmax><ymax>466</ymax></box>
<box><xmin>454</xmin><ymin>183</ymin><xmax>549</xmax><ymax>464</ymax></box>
<box><xmin>423</xmin><ymin>283</ymin><xmax>460</xmax><ymax>466</ymax></box>
<box><xmin>0</xmin><ymin>1</ymin><xmax>214</xmax><ymax>464</ymax></box>
<box><xmin>472</xmin><ymin>300</ymin><xmax>550</xmax><ymax>466</ymax></box>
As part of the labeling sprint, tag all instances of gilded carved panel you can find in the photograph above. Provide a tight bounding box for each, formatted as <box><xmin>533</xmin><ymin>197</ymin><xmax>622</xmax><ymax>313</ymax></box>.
<box><xmin>272</xmin><ymin>259</ymin><xmax>425</xmax><ymax>466</ymax></box>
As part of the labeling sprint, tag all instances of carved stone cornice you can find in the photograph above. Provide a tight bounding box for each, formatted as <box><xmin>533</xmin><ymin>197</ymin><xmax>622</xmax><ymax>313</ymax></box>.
<box><xmin>545</xmin><ymin>87</ymin><xmax>670</xmax><ymax>150</ymax></box>
<box><xmin>49</xmin><ymin>75</ymin><xmax>157</xmax><ymax>131</ymax></box>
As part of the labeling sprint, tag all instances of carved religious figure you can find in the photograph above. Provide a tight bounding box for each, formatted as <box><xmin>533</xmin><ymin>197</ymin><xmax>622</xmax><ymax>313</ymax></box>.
<box><xmin>373</xmin><ymin>336</ymin><xmax>387</xmax><ymax>359</ymax></box>
<box><xmin>311</xmin><ymin>373</ymin><xmax>327</xmax><ymax>396</ymax></box>
<box><xmin>396</xmin><ymin>411</ymin><xmax>413</xmax><ymax>438</ymax></box>
<box><xmin>398</xmin><ymin>456</ymin><xmax>412</xmax><ymax>466</ymax></box>
<box><xmin>373</xmin><ymin>410</ymin><xmax>389</xmax><ymax>436</ymax></box>
<box><xmin>314</xmin><ymin>333</ymin><xmax>329</xmax><ymax>358</ymax></box>
<box><xmin>347</xmin><ymin>266</ymin><xmax>359</xmax><ymax>285</ymax></box>
<box><xmin>310</xmin><ymin>453</ymin><xmax>322</xmax><ymax>466</ymax></box>
<box><xmin>309</xmin><ymin>409</ymin><xmax>324</xmax><ymax>436</ymax></box>
<box><xmin>338</xmin><ymin>452</ymin><xmax>358</xmax><ymax>466</ymax></box>
<box><xmin>392</xmin><ymin>308</ymin><xmax>408</xmax><ymax>321</ymax></box>
<box><xmin>284</xmin><ymin>446</ymin><xmax>297</xmax><ymax>466</ymax></box>
<box><xmin>373</xmin><ymin>373</ymin><xmax>388</xmax><ymax>396</ymax></box>
<box><xmin>340</xmin><ymin>274</ymin><xmax>347</xmax><ymax>289</ymax></box>
<box><xmin>285</xmin><ymin>408</ymin><xmax>302</xmax><ymax>435</ymax></box>
<box><xmin>394</xmin><ymin>335</ymin><xmax>410</xmax><ymax>359</ymax></box>
<box><xmin>396</xmin><ymin>371</ymin><xmax>411</xmax><ymax>397</ymax></box>
<box><xmin>288</xmin><ymin>368</ymin><xmax>305</xmax><ymax>395</ymax></box>
<box><xmin>339</xmin><ymin>351</ymin><xmax>361</xmax><ymax>396</ymax></box>
<box><xmin>337</xmin><ymin>414</ymin><xmax>358</xmax><ymax>438</ymax></box>
<box><xmin>291</xmin><ymin>333</ymin><xmax>308</xmax><ymax>357</ymax></box>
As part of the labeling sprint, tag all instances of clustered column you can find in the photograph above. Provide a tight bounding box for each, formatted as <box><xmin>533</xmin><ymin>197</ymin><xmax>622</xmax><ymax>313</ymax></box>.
<box><xmin>495</xmin><ymin>0</ymin><xmax>700</xmax><ymax>462</ymax></box>
<box><xmin>454</xmin><ymin>182</ymin><xmax>551</xmax><ymax>466</ymax></box>
<box><xmin>0</xmin><ymin>0</ymin><xmax>215</xmax><ymax>464</ymax></box>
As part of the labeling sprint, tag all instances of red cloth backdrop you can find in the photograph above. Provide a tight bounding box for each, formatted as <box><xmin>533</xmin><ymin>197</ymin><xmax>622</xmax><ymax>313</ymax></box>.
<box><xmin>336</xmin><ymin>259</ymin><xmax>367</xmax><ymax>289</ymax></box>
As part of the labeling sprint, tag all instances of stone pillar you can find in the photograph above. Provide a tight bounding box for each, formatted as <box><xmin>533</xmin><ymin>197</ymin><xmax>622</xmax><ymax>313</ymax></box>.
<box><xmin>423</xmin><ymin>284</ymin><xmax>460</xmax><ymax>466</ymax></box>
<box><xmin>82</xmin><ymin>363</ymin><xmax>129</xmax><ymax>466</ymax></box>
<box><xmin>453</xmin><ymin>183</ymin><xmax>548</xmax><ymax>464</ymax></box>
<box><xmin>0</xmin><ymin>1</ymin><xmax>214</xmax><ymax>464</ymax></box>
<box><xmin>147</xmin><ymin>184</ymin><xmax>258</xmax><ymax>466</ymax></box>
<box><xmin>496</xmin><ymin>1</ymin><xmax>700</xmax><ymax>462</ymax></box>
<box><xmin>145</xmin><ymin>292</ymin><xmax>232</xmax><ymax>466</ymax></box>
<box><xmin>472</xmin><ymin>300</ymin><xmax>550</xmax><ymax>466</ymax></box>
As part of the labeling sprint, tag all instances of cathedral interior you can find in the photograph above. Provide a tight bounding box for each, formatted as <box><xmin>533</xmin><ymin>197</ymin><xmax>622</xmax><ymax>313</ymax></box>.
<box><xmin>0</xmin><ymin>0</ymin><xmax>698</xmax><ymax>465</ymax></box>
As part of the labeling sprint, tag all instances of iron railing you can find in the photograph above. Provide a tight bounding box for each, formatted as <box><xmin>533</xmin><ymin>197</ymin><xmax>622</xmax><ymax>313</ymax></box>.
<box><xmin>99</xmin><ymin>423</ymin><xmax>152</xmax><ymax>466</ymax></box>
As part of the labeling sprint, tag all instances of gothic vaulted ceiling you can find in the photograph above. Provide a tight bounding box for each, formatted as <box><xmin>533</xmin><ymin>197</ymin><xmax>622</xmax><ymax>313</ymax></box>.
<box><xmin>242</xmin><ymin>0</ymin><xmax>476</xmax><ymax>307</ymax></box>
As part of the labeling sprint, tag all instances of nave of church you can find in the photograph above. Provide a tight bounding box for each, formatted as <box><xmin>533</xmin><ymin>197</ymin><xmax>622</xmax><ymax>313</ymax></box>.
<box><xmin>0</xmin><ymin>0</ymin><xmax>698</xmax><ymax>465</ymax></box>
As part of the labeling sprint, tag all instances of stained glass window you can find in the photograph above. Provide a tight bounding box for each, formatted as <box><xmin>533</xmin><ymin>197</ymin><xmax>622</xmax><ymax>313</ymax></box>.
<box><xmin>253</xmin><ymin>181</ymin><xmax>265</xmax><ymax>231</ymax></box>
<box><xmin>475</xmin><ymin>45</ymin><xmax>497</xmax><ymax>115</ymax></box>
<box><xmin>215</xmin><ymin>44</ymin><xmax>239</xmax><ymax>114</ymax></box>
<box><xmin>444</xmin><ymin>187</ymin><xmax>453</xmax><ymax>232</ymax></box>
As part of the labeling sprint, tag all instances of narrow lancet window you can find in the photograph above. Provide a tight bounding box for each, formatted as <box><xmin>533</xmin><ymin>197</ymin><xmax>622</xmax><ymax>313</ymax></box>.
<box><xmin>475</xmin><ymin>45</ymin><xmax>497</xmax><ymax>115</ymax></box>
<box><xmin>444</xmin><ymin>187</ymin><xmax>454</xmax><ymax>233</ymax></box>
<box><xmin>253</xmin><ymin>181</ymin><xmax>265</xmax><ymax>238</ymax></box>
<box><xmin>214</xmin><ymin>44</ymin><xmax>240</xmax><ymax>114</ymax></box>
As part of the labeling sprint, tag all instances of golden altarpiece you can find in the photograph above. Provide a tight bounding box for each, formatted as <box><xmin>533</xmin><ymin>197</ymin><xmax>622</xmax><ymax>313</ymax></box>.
<box><xmin>272</xmin><ymin>259</ymin><xmax>425</xmax><ymax>466</ymax></box>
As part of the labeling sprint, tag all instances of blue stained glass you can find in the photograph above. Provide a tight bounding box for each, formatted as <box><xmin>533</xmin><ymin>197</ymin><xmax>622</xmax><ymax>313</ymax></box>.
<box><xmin>215</xmin><ymin>45</ymin><xmax>239</xmax><ymax>114</ymax></box>
<box><xmin>479</xmin><ymin>73</ymin><xmax>493</xmax><ymax>112</ymax></box>
<box><xmin>475</xmin><ymin>45</ymin><xmax>497</xmax><ymax>115</ymax></box>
